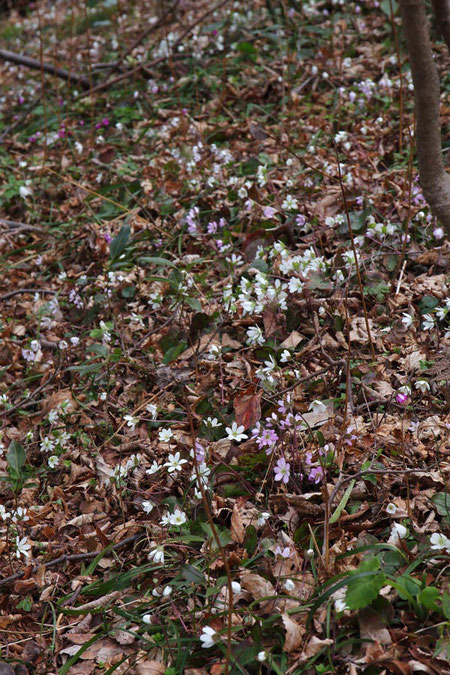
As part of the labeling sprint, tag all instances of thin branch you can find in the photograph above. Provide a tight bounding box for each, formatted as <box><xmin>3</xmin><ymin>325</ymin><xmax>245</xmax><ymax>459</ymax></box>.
<box><xmin>0</xmin><ymin>288</ymin><xmax>57</xmax><ymax>301</ymax></box>
<box><xmin>0</xmin><ymin>49</ymin><xmax>90</xmax><ymax>89</ymax></box>
<box><xmin>0</xmin><ymin>534</ymin><xmax>141</xmax><ymax>588</ymax></box>
<box><xmin>0</xmin><ymin>218</ymin><xmax>45</xmax><ymax>233</ymax></box>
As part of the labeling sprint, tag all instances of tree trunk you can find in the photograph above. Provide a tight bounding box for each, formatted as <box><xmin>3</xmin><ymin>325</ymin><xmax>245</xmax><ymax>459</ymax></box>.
<box><xmin>399</xmin><ymin>0</ymin><xmax>450</xmax><ymax>236</ymax></box>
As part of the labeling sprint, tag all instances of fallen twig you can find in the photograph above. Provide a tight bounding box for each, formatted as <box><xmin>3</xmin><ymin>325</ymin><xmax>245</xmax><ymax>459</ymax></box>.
<box><xmin>0</xmin><ymin>218</ymin><xmax>45</xmax><ymax>233</ymax></box>
<box><xmin>0</xmin><ymin>49</ymin><xmax>90</xmax><ymax>89</ymax></box>
<box><xmin>0</xmin><ymin>534</ymin><xmax>141</xmax><ymax>589</ymax></box>
<box><xmin>0</xmin><ymin>288</ymin><xmax>57</xmax><ymax>301</ymax></box>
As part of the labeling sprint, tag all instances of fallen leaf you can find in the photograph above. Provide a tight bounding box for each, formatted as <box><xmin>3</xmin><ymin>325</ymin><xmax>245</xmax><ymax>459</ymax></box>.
<box><xmin>234</xmin><ymin>386</ymin><xmax>261</xmax><ymax>430</ymax></box>
<box><xmin>230</xmin><ymin>502</ymin><xmax>245</xmax><ymax>543</ymax></box>
<box><xmin>135</xmin><ymin>663</ymin><xmax>166</xmax><ymax>675</ymax></box>
<box><xmin>299</xmin><ymin>636</ymin><xmax>333</xmax><ymax>662</ymax></box>
<box><xmin>282</xmin><ymin>613</ymin><xmax>305</xmax><ymax>652</ymax></box>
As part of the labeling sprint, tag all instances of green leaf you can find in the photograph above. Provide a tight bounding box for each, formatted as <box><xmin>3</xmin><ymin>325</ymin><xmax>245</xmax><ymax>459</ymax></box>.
<box><xmin>345</xmin><ymin>558</ymin><xmax>386</xmax><ymax>610</ymax></box>
<box><xmin>395</xmin><ymin>574</ymin><xmax>421</xmax><ymax>599</ymax></box>
<box><xmin>7</xmin><ymin>441</ymin><xmax>26</xmax><ymax>473</ymax></box>
<box><xmin>418</xmin><ymin>586</ymin><xmax>440</xmax><ymax>613</ymax></box>
<box><xmin>432</xmin><ymin>492</ymin><xmax>450</xmax><ymax>517</ymax></box>
<box><xmin>180</xmin><ymin>564</ymin><xmax>205</xmax><ymax>584</ymax></box>
<box><xmin>418</xmin><ymin>295</ymin><xmax>440</xmax><ymax>315</ymax></box>
<box><xmin>162</xmin><ymin>342</ymin><xmax>187</xmax><ymax>364</ymax></box>
<box><xmin>244</xmin><ymin>525</ymin><xmax>258</xmax><ymax>556</ymax></box>
<box><xmin>110</xmin><ymin>223</ymin><xmax>130</xmax><ymax>262</ymax></box>
<box><xmin>185</xmin><ymin>297</ymin><xmax>203</xmax><ymax>312</ymax></box>
<box><xmin>442</xmin><ymin>592</ymin><xmax>450</xmax><ymax>620</ymax></box>
<box><xmin>329</xmin><ymin>480</ymin><xmax>355</xmax><ymax>524</ymax></box>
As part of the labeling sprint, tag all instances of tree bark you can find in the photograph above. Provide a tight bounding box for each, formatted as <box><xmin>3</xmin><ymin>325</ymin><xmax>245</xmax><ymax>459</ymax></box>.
<box><xmin>432</xmin><ymin>0</ymin><xmax>450</xmax><ymax>51</ymax></box>
<box><xmin>399</xmin><ymin>0</ymin><xmax>450</xmax><ymax>236</ymax></box>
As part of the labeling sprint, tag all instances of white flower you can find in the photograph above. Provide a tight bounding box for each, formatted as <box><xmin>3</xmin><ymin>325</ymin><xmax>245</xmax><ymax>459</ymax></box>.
<box><xmin>422</xmin><ymin>314</ymin><xmax>435</xmax><ymax>331</ymax></box>
<box><xmin>159</xmin><ymin>428</ymin><xmax>174</xmax><ymax>442</ymax></box>
<box><xmin>288</xmin><ymin>277</ymin><xmax>304</xmax><ymax>294</ymax></box>
<box><xmin>200</xmin><ymin>625</ymin><xmax>217</xmax><ymax>648</ymax></box>
<box><xmin>146</xmin><ymin>403</ymin><xmax>157</xmax><ymax>418</ymax></box>
<box><xmin>148</xmin><ymin>546</ymin><xmax>164</xmax><ymax>564</ymax></box>
<box><xmin>280</xmin><ymin>349</ymin><xmax>291</xmax><ymax>363</ymax></box>
<box><xmin>225</xmin><ymin>422</ymin><xmax>248</xmax><ymax>442</ymax></box>
<box><xmin>257</xmin><ymin>512</ymin><xmax>270</xmax><ymax>527</ymax></box>
<box><xmin>205</xmin><ymin>417</ymin><xmax>221</xmax><ymax>428</ymax></box>
<box><xmin>15</xmin><ymin>536</ymin><xmax>31</xmax><ymax>558</ymax></box>
<box><xmin>388</xmin><ymin>522</ymin><xmax>408</xmax><ymax>547</ymax></box>
<box><xmin>48</xmin><ymin>455</ymin><xmax>59</xmax><ymax>468</ymax></box>
<box><xmin>74</xmin><ymin>141</ymin><xmax>83</xmax><ymax>154</ymax></box>
<box><xmin>169</xmin><ymin>508</ymin><xmax>187</xmax><ymax>526</ymax></box>
<box><xmin>386</xmin><ymin>503</ymin><xmax>397</xmax><ymax>515</ymax></box>
<box><xmin>398</xmin><ymin>385</ymin><xmax>412</xmax><ymax>396</ymax></box>
<box><xmin>430</xmin><ymin>532</ymin><xmax>450</xmax><ymax>551</ymax></box>
<box><xmin>283</xmin><ymin>579</ymin><xmax>295</xmax><ymax>592</ymax></box>
<box><xmin>124</xmin><ymin>414</ymin><xmax>139</xmax><ymax>431</ymax></box>
<box><xmin>305</xmin><ymin>548</ymin><xmax>314</xmax><ymax>559</ymax></box>
<box><xmin>164</xmin><ymin>451</ymin><xmax>187</xmax><ymax>474</ymax></box>
<box><xmin>309</xmin><ymin>400</ymin><xmax>326</xmax><ymax>414</ymax></box>
<box><xmin>281</xmin><ymin>194</ymin><xmax>298</xmax><ymax>210</ymax></box>
<box><xmin>0</xmin><ymin>394</ymin><xmax>8</xmax><ymax>406</ymax></box>
<box><xmin>19</xmin><ymin>184</ymin><xmax>33</xmax><ymax>199</ymax></box>
<box><xmin>231</xmin><ymin>581</ymin><xmax>241</xmax><ymax>593</ymax></box>
<box><xmin>335</xmin><ymin>598</ymin><xmax>348</xmax><ymax>613</ymax></box>
<box><xmin>142</xmin><ymin>614</ymin><xmax>152</xmax><ymax>624</ymax></box>
<box><xmin>142</xmin><ymin>500</ymin><xmax>155</xmax><ymax>514</ymax></box>
<box><xmin>257</xmin><ymin>651</ymin><xmax>267</xmax><ymax>662</ymax></box>
<box><xmin>146</xmin><ymin>461</ymin><xmax>160</xmax><ymax>475</ymax></box>
<box><xmin>415</xmin><ymin>380</ymin><xmax>430</xmax><ymax>393</ymax></box>
<box><xmin>401</xmin><ymin>313</ymin><xmax>414</xmax><ymax>329</ymax></box>
<box><xmin>246</xmin><ymin>325</ymin><xmax>265</xmax><ymax>346</ymax></box>
<box><xmin>160</xmin><ymin>512</ymin><xmax>171</xmax><ymax>526</ymax></box>
<box><xmin>100</xmin><ymin>392</ymin><xmax>107</xmax><ymax>401</ymax></box>
<box><xmin>11</xmin><ymin>507</ymin><xmax>28</xmax><ymax>523</ymax></box>
<box><xmin>0</xmin><ymin>505</ymin><xmax>10</xmax><ymax>520</ymax></box>
<box><xmin>40</xmin><ymin>437</ymin><xmax>54</xmax><ymax>453</ymax></box>
<box><xmin>209</xmin><ymin>344</ymin><xmax>222</xmax><ymax>358</ymax></box>
<box><xmin>153</xmin><ymin>585</ymin><xmax>172</xmax><ymax>598</ymax></box>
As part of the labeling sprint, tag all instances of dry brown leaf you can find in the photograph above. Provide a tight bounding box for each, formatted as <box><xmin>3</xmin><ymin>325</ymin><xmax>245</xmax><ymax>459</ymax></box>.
<box><xmin>135</xmin><ymin>661</ymin><xmax>166</xmax><ymax>675</ymax></box>
<box><xmin>280</xmin><ymin>331</ymin><xmax>304</xmax><ymax>349</ymax></box>
<box><xmin>230</xmin><ymin>503</ymin><xmax>245</xmax><ymax>544</ymax></box>
<box><xmin>282</xmin><ymin>614</ymin><xmax>305</xmax><ymax>652</ymax></box>
<box><xmin>299</xmin><ymin>636</ymin><xmax>334</xmax><ymax>663</ymax></box>
<box><xmin>358</xmin><ymin>608</ymin><xmax>392</xmax><ymax>645</ymax></box>
<box><xmin>240</xmin><ymin>571</ymin><xmax>276</xmax><ymax>613</ymax></box>
<box><xmin>233</xmin><ymin>386</ymin><xmax>261</xmax><ymax>430</ymax></box>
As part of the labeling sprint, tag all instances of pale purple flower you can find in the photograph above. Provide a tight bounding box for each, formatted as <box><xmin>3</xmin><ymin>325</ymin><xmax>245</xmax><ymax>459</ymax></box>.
<box><xmin>275</xmin><ymin>545</ymin><xmax>292</xmax><ymax>558</ymax></box>
<box><xmin>295</xmin><ymin>214</ymin><xmax>306</xmax><ymax>228</ymax></box>
<box><xmin>274</xmin><ymin>457</ymin><xmax>290</xmax><ymax>484</ymax></box>
<box><xmin>264</xmin><ymin>206</ymin><xmax>276</xmax><ymax>218</ymax></box>
<box><xmin>308</xmin><ymin>466</ymin><xmax>324</xmax><ymax>484</ymax></box>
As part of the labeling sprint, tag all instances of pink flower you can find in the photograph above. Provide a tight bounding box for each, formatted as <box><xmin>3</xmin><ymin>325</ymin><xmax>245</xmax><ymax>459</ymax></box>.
<box><xmin>396</xmin><ymin>392</ymin><xmax>408</xmax><ymax>405</ymax></box>
<box><xmin>263</xmin><ymin>206</ymin><xmax>276</xmax><ymax>218</ymax></box>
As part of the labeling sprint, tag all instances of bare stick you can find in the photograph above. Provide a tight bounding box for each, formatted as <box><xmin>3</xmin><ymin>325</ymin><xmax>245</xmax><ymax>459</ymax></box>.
<box><xmin>0</xmin><ymin>288</ymin><xmax>57</xmax><ymax>301</ymax></box>
<box><xmin>0</xmin><ymin>534</ymin><xmax>140</xmax><ymax>588</ymax></box>
<box><xmin>0</xmin><ymin>49</ymin><xmax>90</xmax><ymax>89</ymax></box>
<box><xmin>0</xmin><ymin>218</ymin><xmax>45</xmax><ymax>233</ymax></box>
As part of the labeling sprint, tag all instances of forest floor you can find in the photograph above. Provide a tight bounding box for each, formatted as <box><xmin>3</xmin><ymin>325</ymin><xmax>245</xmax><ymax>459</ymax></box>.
<box><xmin>0</xmin><ymin>0</ymin><xmax>449</xmax><ymax>673</ymax></box>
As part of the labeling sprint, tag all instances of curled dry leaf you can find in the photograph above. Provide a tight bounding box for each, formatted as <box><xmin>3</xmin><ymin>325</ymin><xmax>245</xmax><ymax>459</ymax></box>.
<box><xmin>230</xmin><ymin>502</ymin><xmax>245</xmax><ymax>544</ymax></box>
<box><xmin>282</xmin><ymin>613</ymin><xmax>305</xmax><ymax>652</ymax></box>
<box><xmin>298</xmin><ymin>636</ymin><xmax>334</xmax><ymax>663</ymax></box>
